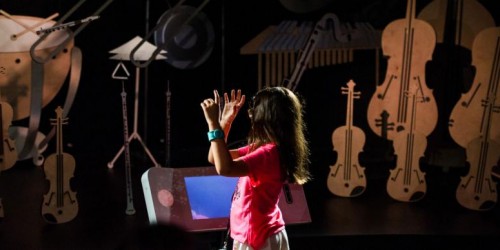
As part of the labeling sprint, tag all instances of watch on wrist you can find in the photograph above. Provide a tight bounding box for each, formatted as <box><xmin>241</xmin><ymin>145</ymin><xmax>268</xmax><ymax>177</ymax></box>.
<box><xmin>207</xmin><ymin>129</ymin><xmax>224</xmax><ymax>141</ymax></box>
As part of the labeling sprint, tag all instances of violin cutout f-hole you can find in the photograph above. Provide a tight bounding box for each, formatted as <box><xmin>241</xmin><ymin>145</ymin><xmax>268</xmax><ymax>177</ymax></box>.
<box><xmin>461</xmin><ymin>83</ymin><xmax>482</xmax><ymax>108</ymax></box>
<box><xmin>377</xmin><ymin>75</ymin><xmax>396</xmax><ymax>100</ymax></box>
<box><xmin>390</xmin><ymin>169</ymin><xmax>402</xmax><ymax>181</ymax></box>
<box><xmin>5</xmin><ymin>139</ymin><xmax>15</xmax><ymax>151</ymax></box>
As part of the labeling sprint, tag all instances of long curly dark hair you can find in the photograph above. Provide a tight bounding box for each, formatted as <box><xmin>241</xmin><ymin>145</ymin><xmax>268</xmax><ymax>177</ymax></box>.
<box><xmin>247</xmin><ymin>87</ymin><xmax>311</xmax><ymax>185</ymax></box>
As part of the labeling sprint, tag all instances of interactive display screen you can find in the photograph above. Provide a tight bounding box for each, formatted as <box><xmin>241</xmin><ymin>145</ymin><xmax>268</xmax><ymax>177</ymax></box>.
<box><xmin>184</xmin><ymin>176</ymin><xmax>238</xmax><ymax>220</ymax></box>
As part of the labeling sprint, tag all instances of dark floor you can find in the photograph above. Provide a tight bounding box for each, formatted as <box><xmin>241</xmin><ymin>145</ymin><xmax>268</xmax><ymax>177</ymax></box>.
<box><xmin>0</xmin><ymin>142</ymin><xmax>500</xmax><ymax>250</ymax></box>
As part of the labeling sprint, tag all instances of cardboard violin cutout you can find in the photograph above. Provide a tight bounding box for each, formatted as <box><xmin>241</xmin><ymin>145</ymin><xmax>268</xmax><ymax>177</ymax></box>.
<box><xmin>327</xmin><ymin>80</ymin><xmax>366</xmax><ymax>197</ymax></box>
<box><xmin>41</xmin><ymin>106</ymin><xmax>78</xmax><ymax>224</ymax></box>
<box><xmin>387</xmin><ymin>84</ymin><xmax>428</xmax><ymax>202</ymax></box>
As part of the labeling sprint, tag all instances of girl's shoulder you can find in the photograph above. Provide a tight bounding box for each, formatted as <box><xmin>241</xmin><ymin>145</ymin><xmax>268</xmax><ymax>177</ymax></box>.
<box><xmin>255</xmin><ymin>143</ymin><xmax>278</xmax><ymax>154</ymax></box>
<box><xmin>239</xmin><ymin>142</ymin><xmax>277</xmax><ymax>153</ymax></box>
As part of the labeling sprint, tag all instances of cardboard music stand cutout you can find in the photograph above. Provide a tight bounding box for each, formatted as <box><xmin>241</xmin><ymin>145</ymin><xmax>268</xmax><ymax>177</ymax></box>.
<box><xmin>108</xmin><ymin>36</ymin><xmax>167</xmax><ymax>169</ymax></box>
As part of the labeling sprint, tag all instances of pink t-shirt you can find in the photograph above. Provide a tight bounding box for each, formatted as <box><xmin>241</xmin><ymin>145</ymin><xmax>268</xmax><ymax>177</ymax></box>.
<box><xmin>230</xmin><ymin>143</ymin><xmax>285</xmax><ymax>250</ymax></box>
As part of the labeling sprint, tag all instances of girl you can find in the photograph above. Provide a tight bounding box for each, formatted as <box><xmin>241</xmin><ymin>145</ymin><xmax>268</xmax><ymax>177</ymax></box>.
<box><xmin>200</xmin><ymin>87</ymin><xmax>311</xmax><ymax>250</ymax></box>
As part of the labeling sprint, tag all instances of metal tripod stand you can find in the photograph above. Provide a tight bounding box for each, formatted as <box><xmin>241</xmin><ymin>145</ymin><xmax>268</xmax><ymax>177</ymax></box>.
<box><xmin>108</xmin><ymin>65</ymin><xmax>160</xmax><ymax>168</ymax></box>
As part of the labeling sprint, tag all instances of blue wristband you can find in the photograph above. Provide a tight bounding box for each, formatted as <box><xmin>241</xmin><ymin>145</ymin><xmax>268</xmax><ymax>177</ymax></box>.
<box><xmin>207</xmin><ymin>129</ymin><xmax>224</xmax><ymax>141</ymax></box>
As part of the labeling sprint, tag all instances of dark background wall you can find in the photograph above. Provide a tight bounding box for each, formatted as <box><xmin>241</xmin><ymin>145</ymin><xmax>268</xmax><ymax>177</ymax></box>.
<box><xmin>1</xmin><ymin>0</ymin><xmax>499</xmax><ymax>177</ymax></box>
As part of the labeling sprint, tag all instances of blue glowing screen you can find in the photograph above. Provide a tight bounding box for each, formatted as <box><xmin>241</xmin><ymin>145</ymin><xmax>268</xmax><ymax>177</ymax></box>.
<box><xmin>184</xmin><ymin>176</ymin><xmax>238</xmax><ymax>220</ymax></box>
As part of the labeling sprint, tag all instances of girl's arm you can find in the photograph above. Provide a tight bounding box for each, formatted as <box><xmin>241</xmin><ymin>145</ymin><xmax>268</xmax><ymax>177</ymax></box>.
<box><xmin>202</xmin><ymin>89</ymin><xmax>248</xmax><ymax>176</ymax></box>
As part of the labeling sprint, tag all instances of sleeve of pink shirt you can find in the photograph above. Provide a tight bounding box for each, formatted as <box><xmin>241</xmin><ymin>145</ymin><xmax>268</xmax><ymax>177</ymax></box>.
<box><xmin>237</xmin><ymin>144</ymin><xmax>281</xmax><ymax>187</ymax></box>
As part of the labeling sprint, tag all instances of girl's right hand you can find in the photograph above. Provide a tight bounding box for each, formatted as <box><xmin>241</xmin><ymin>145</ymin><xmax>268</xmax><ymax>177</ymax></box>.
<box><xmin>220</xmin><ymin>89</ymin><xmax>245</xmax><ymax>126</ymax></box>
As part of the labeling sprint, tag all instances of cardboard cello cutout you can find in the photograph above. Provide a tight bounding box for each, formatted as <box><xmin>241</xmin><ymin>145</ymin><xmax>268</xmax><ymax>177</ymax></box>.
<box><xmin>418</xmin><ymin>0</ymin><xmax>495</xmax><ymax>167</ymax></box>
<box><xmin>445</xmin><ymin>21</ymin><xmax>498</xmax><ymax>148</ymax></box>
<box><xmin>366</xmin><ymin>0</ymin><xmax>438</xmax><ymax>141</ymax></box>
<box><xmin>452</xmin><ymin>27</ymin><xmax>500</xmax><ymax>211</ymax></box>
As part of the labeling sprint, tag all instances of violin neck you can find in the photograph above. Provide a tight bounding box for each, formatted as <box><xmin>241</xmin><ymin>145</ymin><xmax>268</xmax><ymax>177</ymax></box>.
<box><xmin>344</xmin><ymin>89</ymin><xmax>353</xmax><ymax>127</ymax></box>
<box><xmin>57</xmin><ymin>119</ymin><xmax>62</xmax><ymax>155</ymax></box>
<box><xmin>405</xmin><ymin>0</ymin><xmax>417</xmax><ymax>20</ymax></box>
<box><xmin>51</xmin><ymin>106</ymin><xmax>67</xmax><ymax>155</ymax></box>
<box><xmin>343</xmin><ymin>80</ymin><xmax>360</xmax><ymax>127</ymax></box>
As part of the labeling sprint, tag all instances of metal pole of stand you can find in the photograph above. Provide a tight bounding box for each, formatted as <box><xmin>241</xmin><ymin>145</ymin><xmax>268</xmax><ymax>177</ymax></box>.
<box><xmin>143</xmin><ymin>0</ymin><xmax>150</xmax><ymax>151</ymax></box>
<box><xmin>120</xmin><ymin>81</ymin><xmax>136</xmax><ymax>215</ymax></box>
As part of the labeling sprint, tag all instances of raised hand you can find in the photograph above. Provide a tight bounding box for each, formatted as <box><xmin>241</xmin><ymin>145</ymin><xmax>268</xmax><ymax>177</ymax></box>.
<box><xmin>200</xmin><ymin>91</ymin><xmax>221</xmax><ymax>128</ymax></box>
<box><xmin>220</xmin><ymin>89</ymin><xmax>245</xmax><ymax>127</ymax></box>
